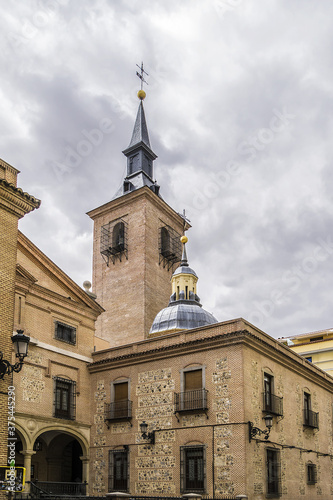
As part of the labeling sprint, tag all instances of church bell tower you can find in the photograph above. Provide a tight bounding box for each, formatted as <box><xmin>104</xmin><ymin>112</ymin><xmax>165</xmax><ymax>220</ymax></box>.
<box><xmin>88</xmin><ymin>71</ymin><xmax>189</xmax><ymax>347</ymax></box>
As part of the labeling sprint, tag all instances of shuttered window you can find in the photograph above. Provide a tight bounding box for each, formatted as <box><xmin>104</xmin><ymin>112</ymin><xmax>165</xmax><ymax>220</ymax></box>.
<box><xmin>114</xmin><ymin>382</ymin><xmax>128</xmax><ymax>401</ymax></box>
<box><xmin>184</xmin><ymin>369</ymin><xmax>202</xmax><ymax>391</ymax></box>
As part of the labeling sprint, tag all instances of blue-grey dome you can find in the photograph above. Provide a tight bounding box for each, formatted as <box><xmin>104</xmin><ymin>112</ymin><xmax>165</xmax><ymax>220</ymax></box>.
<box><xmin>149</xmin><ymin>302</ymin><xmax>217</xmax><ymax>334</ymax></box>
<box><xmin>172</xmin><ymin>265</ymin><xmax>198</xmax><ymax>277</ymax></box>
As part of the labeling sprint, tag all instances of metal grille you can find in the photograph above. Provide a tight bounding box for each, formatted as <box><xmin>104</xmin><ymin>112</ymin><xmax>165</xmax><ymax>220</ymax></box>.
<box><xmin>262</xmin><ymin>392</ymin><xmax>283</xmax><ymax>416</ymax></box>
<box><xmin>266</xmin><ymin>449</ymin><xmax>281</xmax><ymax>497</ymax></box>
<box><xmin>105</xmin><ymin>400</ymin><xmax>132</xmax><ymax>421</ymax></box>
<box><xmin>54</xmin><ymin>321</ymin><xmax>76</xmax><ymax>345</ymax></box>
<box><xmin>307</xmin><ymin>463</ymin><xmax>317</xmax><ymax>484</ymax></box>
<box><xmin>100</xmin><ymin>218</ymin><xmax>128</xmax><ymax>265</ymax></box>
<box><xmin>159</xmin><ymin>225</ymin><xmax>182</xmax><ymax>270</ymax></box>
<box><xmin>108</xmin><ymin>449</ymin><xmax>129</xmax><ymax>492</ymax></box>
<box><xmin>180</xmin><ymin>445</ymin><xmax>206</xmax><ymax>493</ymax></box>
<box><xmin>303</xmin><ymin>409</ymin><xmax>319</xmax><ymax>429</ymax></box>
<box><xmin>53</xmin><ymin>377</ymin><xmax>76</xmax><ymax>420</ymax></box>
<box><xmin>175</xmin><ymin>389</ymin><xmax>208</xmax><ymax>412</ymax></box>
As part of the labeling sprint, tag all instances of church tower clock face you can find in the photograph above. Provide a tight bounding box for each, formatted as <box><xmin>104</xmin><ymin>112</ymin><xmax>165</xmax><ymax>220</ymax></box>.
<box><xmin>87</xmin><ymin>82</ymin><xmax>188</xmax><ymax>347</ymax></box>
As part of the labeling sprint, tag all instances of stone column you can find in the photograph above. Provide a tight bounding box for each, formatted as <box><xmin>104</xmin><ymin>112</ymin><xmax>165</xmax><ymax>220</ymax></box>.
<box><xmin>80</xmin><ymin>455</ymin><xmax>90</xmax><ymax>487</ymax></box>
<box><xmin>20</xmin><ymin>450</ymin><xmax>36</xmax><ymax>493</ymax></box>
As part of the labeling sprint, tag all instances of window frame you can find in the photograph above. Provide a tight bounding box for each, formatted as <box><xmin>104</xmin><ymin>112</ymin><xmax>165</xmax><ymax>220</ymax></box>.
<box><xmin>54</xmin><ymin>321</ymin><xmax>76</xmax><ymax>345</ymax></box>
<box><xmin>53</xmin><ymin>377</ymin><xmax>76</xmax><ymax>420</ymax></box>
<box><xmin>306</xmin><ymin>462</ymin><xmax>317</xmax><ymax>485</ymax></box>
<box><xmin>105</xmin><ymin>379</ymin><xmax>132</xmax><ymax>421</ymax></box>
<box><xmin>263</xmin><ymin>371</ymin><xmax>283</xmax><ymax>416</ymax></box>
<box><xmin>108</xmin><ymin>449</ymin><xmax>129</xmax><ymax>492</ymax></box>
<box><xmin>180</xmin><ymin>445</ymin><xmax>206</xmax><ymax>494</ymax></box>
<box><xmin>266</xmin><ymin>448</ymin><xmax>281</xmax><ymax>498</ymax></box>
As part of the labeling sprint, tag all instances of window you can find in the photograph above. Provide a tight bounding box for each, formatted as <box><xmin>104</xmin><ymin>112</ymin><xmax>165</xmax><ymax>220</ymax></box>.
<box><xmin>100</xmin><ymin>218</ymin><xmax>128</xmax><ymax>265</ymax></box>
<box><xmin>305</xmin><ymin>356</ymin><xmax>312</xmax><ymax>362</ymax></box>
<box><xmin>175</xmin><ymin>367</ymin><xmax>208</xmax><ymax>413</ymax></box>
<box><xmin>307</xmin><ymin>463</ymin><xmax>317</xmax><ymax>485</ymax></box>
<box><xmin>263</xmin><ymin>372</ymin><xmax>283</xmax><ymax>416</ymax></box>
<box><xmin>159</xmin><ymin>225</ymin><xmax>182</xmax><ymax>270</ymax></box>
<box><xmin>54</xmin><ymin>377</ymin><xmax>76</xmax><ymax>420</ymax></box>
<box><xmin>54</xmin><ymin>321</ymin><xmax>76</xmax><ymax>345</ymax></box>
<box><xmin>161</xmin><ymin>227</ymin><xmax>171</xmax><ymax>257</ymax></box>
<box><xmin>113</xmin><ymin>222</ymin><xmax>125</xmax><ymax>253</ymax></box>
<box><xmin>266</xmin><ymin>448</ymin><xmax>281</xmax><ymax>497</ymax></box>
<box><xmin>180</xmin><ymin>446</ymin><xmax>206</xmax><ymax>493</ymax></box>
<box><xmin>105</xmin><ymin>380</ymin><xmax>132</xmax><ymax>421</ymax></box>
<box><xmin>108</xmin><ymin>449</ymin><xmax>129</xmax><ymax>492</ymax></box>
<box><xmin>303</xmin><ymin>392</ymin><xmax>319</xmax><ymax>428</ymax></box>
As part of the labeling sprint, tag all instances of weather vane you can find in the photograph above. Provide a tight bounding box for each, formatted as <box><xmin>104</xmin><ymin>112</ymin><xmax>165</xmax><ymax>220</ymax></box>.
<box><xmin>136</xmin><ymin>62</ymin><xmax>149</xmax><ymax>90</ymax></box>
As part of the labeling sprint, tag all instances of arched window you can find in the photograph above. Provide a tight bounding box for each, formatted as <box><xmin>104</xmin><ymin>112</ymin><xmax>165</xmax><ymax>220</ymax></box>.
<box><xmin>161</xmin><ymin>227</ymin><xmax>170</xmax><ymax>257</ymax></box>
<box><xmin>113</xmin><ymin>222</ymin><xmax>125</xmax><ymax>253</ymax></box>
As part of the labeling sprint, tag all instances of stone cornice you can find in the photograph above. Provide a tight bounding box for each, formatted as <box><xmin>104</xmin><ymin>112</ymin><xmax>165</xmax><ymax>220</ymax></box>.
<box><xmin>0</xmin><ymin>179</ymin><xmax>40</xmax><ymax>218</ymax></box>
<box><xmin>88</xmin><ymin>319</ymin><xmax>333</xmax><ymax>392</ymax></box>
<box><xmin>86</xmin><ymin>186</ymin><xmax>191</xmax><ymax>229</ymax></box>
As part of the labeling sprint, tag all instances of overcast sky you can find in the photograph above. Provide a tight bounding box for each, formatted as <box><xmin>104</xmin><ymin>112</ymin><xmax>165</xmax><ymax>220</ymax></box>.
<box><xmin>2</xmin><ymin>0</ymin><xmax>333</xmax><ymax>339</ymax></box>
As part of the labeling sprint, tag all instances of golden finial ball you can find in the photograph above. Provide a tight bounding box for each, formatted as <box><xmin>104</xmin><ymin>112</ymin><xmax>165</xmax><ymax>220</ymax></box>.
<box><xmin>137</xmin><ymin>90</ymin><xmax>146</xmax><ymax>100</ymax></box>
<box><xmin>180</xmin><ymin>235</ymin><xmax>188</xmax><ymax>244</ymax></box>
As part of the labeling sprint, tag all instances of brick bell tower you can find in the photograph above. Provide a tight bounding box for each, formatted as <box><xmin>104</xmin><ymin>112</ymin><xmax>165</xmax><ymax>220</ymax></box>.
<box><xmin>88</xmin><ymin>77</ymin><xmax>189</xmax><ymax>347</ymax></box>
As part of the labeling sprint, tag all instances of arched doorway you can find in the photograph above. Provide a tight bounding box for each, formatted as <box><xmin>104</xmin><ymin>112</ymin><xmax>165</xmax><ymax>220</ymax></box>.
<box><xmin>31</xmin><ymin>431</ymin><xmax>83</xmax><ymax>482</ymax></box>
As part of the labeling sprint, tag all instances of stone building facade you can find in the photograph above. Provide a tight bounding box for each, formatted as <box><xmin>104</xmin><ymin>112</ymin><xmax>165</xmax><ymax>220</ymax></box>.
<box><xmin>88</xmin><ymin>318</ymin><xmax>333</xmax><ymax>499</ymax></box>
<box><xmin>0</xmin><ymin>159</ymin><xmax>40</xmax><ymax>480</ymax></box>
<box><xmin>12</xmin><ymin>231</ymin><xmax>103</xmax><ymax>488</ymax></box>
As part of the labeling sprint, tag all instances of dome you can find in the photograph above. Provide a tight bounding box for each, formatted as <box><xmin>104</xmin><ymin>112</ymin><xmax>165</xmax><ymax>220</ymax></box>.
<box><xmin>149</xmin><ymin>302</ymin><xmax>217</xmax><ymax>334</ymax></box>
<box><xmin>172</xmin><ymin>265</ymin><xmax>198</xmax><ymax>277</ymax></box>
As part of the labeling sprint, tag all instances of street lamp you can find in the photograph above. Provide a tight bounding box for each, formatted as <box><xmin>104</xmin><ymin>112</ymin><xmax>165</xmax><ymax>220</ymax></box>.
<box><xmin>249</xmin><ymin>414</ymin><xmax>273</xmax><ymax>442</ymax></box>
<box><xmin>140</xmin><ymin>421</ymin><xmax>155</xmax><ymax>444</ymax></box>
<box><xmin>0</xmin><ymin>330</ymin><xmax>30</xmax><ymax>379</ymax></box>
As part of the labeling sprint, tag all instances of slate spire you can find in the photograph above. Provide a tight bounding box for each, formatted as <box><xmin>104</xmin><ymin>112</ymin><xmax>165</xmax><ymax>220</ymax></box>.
<box><xmin>117</xmin><ymin>89</ymin><xmax>159</xmax><ymax>198</ymax></box>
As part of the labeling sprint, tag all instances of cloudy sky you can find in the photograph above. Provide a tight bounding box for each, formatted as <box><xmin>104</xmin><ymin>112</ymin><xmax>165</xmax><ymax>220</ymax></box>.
<box><xmin>2</xmin><ymin>0</ymin><xmax>333</xmax><ymax>339</ymax></box>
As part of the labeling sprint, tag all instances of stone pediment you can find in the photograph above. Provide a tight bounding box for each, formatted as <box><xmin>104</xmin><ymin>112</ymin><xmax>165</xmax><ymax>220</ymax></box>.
<box><xmin>17</xmin><ymin>231</ymin><xmax>103</xmax><ymax>314</ymax></box>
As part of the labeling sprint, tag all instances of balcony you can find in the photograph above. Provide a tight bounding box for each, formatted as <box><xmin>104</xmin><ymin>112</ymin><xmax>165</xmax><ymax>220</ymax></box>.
<box><xmin>303</xmin><ymin>409</ymin><xmax>319</xmax><ymax>429</ymax></box>
<box><xmin>262</xmin><ymin>392</ymin><xmax>283</xmax><ymax>416</ymax></box>
<box><xmin>105</xmin><ymin>400</ymin><xmax>132</xmax><ymax>422</ymax></box>
<box><xmin>175</xmin><ymin>389</ymin><xmax>208</xmax><ymax>413</ymax></box>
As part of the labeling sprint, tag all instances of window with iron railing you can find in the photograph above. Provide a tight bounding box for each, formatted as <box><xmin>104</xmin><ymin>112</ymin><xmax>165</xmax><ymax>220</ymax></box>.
<box><xmin>266</xmin><ymin>448</ymin><xmax>281</xmax><ymax>497</ymax></box>
<box><xmin>176</xmin><ymin>368</ymin><xmax>208</xmax><ymax>412</ymax></box>
<box><xmin>105</xmin><ymin>380</ymin><xmax>132</xmax><ymax>422</ymax></box>
<box><xmin>180</xmin><ymin>446</ymin><xmax>206</xmax><ymax>493</ymax></box>
<box><xmin>54</xmin><ymin>377</ymin><xmax>76</xmax><ymax>420</ymax></box>
<box><xmin>54</xmin><ymin>321</ymin><xmax>76</xmax><ymax>345</ymax></box>
<box><xmin>108</xmin><ymin>449</ymin><xmax>129</xmax><ymax>492</ymax></box>
<box><xmin>263</xmin><ymin>373</ymin><xmax>283</xmax><ymax>416</ymax></box>
<box><xmin>303</xmin><ymin>392</ymin><xmax>319</xmax><ymax>428</ymax></box>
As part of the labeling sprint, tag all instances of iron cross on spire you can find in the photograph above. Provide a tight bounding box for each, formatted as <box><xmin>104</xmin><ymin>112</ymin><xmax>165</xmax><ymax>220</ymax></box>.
<box><xmin>136</xmin><ymin>61</ymin><xmax>149</xmax><ymax>90</ymax></box>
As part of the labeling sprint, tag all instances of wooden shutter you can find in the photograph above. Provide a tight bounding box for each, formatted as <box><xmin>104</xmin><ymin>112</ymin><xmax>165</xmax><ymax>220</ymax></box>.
<box><xmin>184</xmin><ymin>369</ymin><xmax>202</xmax><ymax>391</ymax></box>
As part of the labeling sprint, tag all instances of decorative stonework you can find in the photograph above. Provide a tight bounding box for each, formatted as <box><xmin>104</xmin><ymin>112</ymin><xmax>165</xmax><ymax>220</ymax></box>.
<box><xmin>93</xmin><ymin>380</ymin><xmax>106</xmax><ymax>493</ymax></box>
<box><xmin>22</xmin><ymin>366</ymin><xmax>45</xmax><ymax>403</ymax></box>
<box><xmin>135</xmin><ymin>368</ymin><xmax>175</xmax><ymax>493</ymax></box>
<box><xmin>213</xmin><ymin>357</ymin><xmax>234</xmax><ymax>496</ymax></box>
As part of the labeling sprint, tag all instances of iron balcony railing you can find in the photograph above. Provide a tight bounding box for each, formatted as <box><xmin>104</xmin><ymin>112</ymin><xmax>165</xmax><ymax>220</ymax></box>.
<box><xmin>30</xmin><ymin>481</ymin><xmax>87</xmax><ymax>497</ymax></box>
<box><xmin>303</xmin><ymin>409</ymin><xmax>319</xmax><ymax>429</ymax></box>
<box><xmin>262</xmin><ymin>392</ymin><xmax>283</xmax><ymax>416</ymax></box>
<box><xmin>174</xmin><ymin>389</ymin><xmax>208</xmax><ymax>412</ymax></box>
<box><xmin>105</xmin><ymin>400</ymin><xmax>132</xmax><ymax>421</ymax></box>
